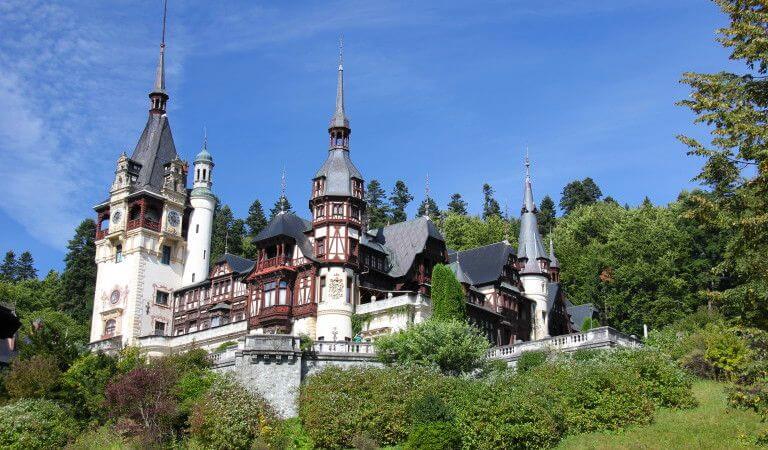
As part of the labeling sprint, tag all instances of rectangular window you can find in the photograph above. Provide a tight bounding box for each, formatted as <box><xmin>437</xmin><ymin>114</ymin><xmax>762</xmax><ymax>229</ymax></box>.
<box><xmin>332</xmin><ymin>203</ymin><xmax>343</xmax><ymax>218</ymax></box>
<box><xmin>346</xmin><ymin>277</ymin><xmax>352</xmax><ymax>304</ymax></box>
<box><xmin>315</xmin><ymin>205</ymin><xmax>325</xmax><ymax>219</ymax></box>
<box><xmin>319</xmin><ymin>276</ymin><xmax>326</xmax><ymax>303</ymax></box>
<box><xmin>278</xmin><ymin>281</ymin><xmax>289</xmax><ymax>305</ymax></box>
<box><xmin>351</xmin><ymin>205</ymin><xmax>360</xmax><ymax>220</ymax></box>
<box><xmin>161</xmin><ymin>245</ymin><xmax>172</xmax><ymax>265</ymax></box>
<box><xmin>155</xmin><ymin>291</ymin><xmax>169</xmax><ymax>306</ymax></box>
<box><xmin>349</xmin><ymin>238</ymin><xmax>358</xmax><ymax>257</ymax></box>
<box><xmin>196</xmin><ymin>224</ymin><xmax>199</xmax><ymax>233</ymax></box>
<box><xmin>115</xmin><ymin>245</ymin><xmax>123</xmax><ymax>263</ymax></box>
<box><xmin>316</xmin><ymin>238</ymin><xmax>325</xmax><ymax>256</ymax></box>
<box><xmin>154</xmin><ymin>321</ymin><xmax>166</xmax><ymax>336</ymax></box>
<box><xmin>263</xmin><ymin>282</ymin><xmax>276</xmax><ymax>307</ymax></box>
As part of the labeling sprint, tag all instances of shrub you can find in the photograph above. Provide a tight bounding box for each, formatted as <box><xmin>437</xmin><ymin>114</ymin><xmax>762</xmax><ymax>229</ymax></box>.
<box><xmin>516</xmin><ymin>350</ymin><xmax>548</xmax><ymax>373</ymax></box>
<box><xmin>214</xmin><ymin>341</ymin><xmax>238</xmax><ymax>352</ymax></box>
<box><xmin>0</xmin><ymin>399</ymin><xmax>79</xmax><ymax>449</ymax></box>
<box><xmin>406</xmin><ymin>421</ymin><xmax>461</xmax><ymax>450</ymax></box>
<box><xmin>60</xmin><ymin>352</ymin><xmax>118</xmax><ymax>421</ymax></box>
<box><xmin>375</xmin><ymin>319</ymin><xmax>490</xmax><ymax>375</ymax></box>
<box><xmin>5</xmin><ymin>355</ymin><xmax>61</xmax><ymax>400</ymax></box>
<box><xmin>65</xmin><ymin>425</ymin><xmax>135</xmax><ymax>450</ymax></box>
<box><xmin>299</xmin><ymin>365</ymin><xmax>454</xmax><ymax>448</ymax></box>
<box><xmin>431</xmin><ymin>264</ymin><xmax>466</xmax><ymax>321</ymax></box>
<box><xmin>268</xmin><ymin>418</ymin><xmax>313</xmax><ymax>450</ymax></box>
<box><xmin>189</xmin><ymin>376</ymin><xmax>276</xmax><ymax>450</ymax></box>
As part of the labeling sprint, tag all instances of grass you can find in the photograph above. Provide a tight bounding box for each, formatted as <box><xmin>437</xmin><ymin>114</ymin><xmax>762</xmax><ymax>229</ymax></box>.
<box><xmin>556</xmin><ymin>380</ymin><xmax>765</xmax><ymax>449</ymax></box>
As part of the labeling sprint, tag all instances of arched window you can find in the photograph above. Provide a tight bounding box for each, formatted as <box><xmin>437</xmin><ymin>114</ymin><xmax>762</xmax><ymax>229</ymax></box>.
<box><xmin>104</xmin><ymin>319</ymin><xmax>116</xmax><ymax>336</ymax></box>
<box><xmin>196</xmin><ymin>169</ymin><xmax>200</xmax><ymax>181</ymax></box>
<box><xmin>202</xmin><ymin>169</ymin><xmax>207</xmax><ymax>181</ymax></box>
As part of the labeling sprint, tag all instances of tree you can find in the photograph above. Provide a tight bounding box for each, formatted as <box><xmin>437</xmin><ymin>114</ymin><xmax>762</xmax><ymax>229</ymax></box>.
<box><xmin>60</xmin><ymin>352</ymin><xmax>118</xmax><ymax>421</ymax></box>
<box><xmin>482</xmin><ymin>183</ymin><xmax>501</xmax><ymax>219</ymax></box>
<box><xmin>559</xmin><ymin>178</ymin><xmax>603</xmax><ymax>214</ymax></box>
<box><xmin>365</xmin><ymin>179</ymin><xmax>389</xmax><ymax>229</ymax></box>
<box><xmin>447</xmin><ymin>193</ymin><xmax>468</xmax><ymax>216</ymax></box>
<box><xmin>440</xmin><ymin>213</ymin><xmax>514</xmax><ymax>252</ymax></box>
<box><xmin>430</xmin><ymin>264</ymin><xmax>466</xmax><ymax>321</ymax></box>
<box><xmin>537</xmin><ymin>195</ymin><xmax>556</xmax><ymax>234</ymax></box>
<box><xmin>0</xmin><ymin>251</ymin><xmax>17</xmax><ymax>282</ymax></box>
<box><xmin>0</xmin><ymin>399</ymin><xmax>79</xmax><ymax>449</ymax></box>
<box><xmin>389</xmin><ymin>180</ymin><xmax>413</xmax><ymax>224</ymax></box>
<box><xmin>417</xmin><ymin>197</ymin><xmax>441</xmax><ymax>221</ymax></box>
<box><xmin>59</xmin><ymin>219</ymin><xmax>96</xmax><ymax>321</ymax></box>
<box><xmin>245</xmin><ymin>199</ymin><xmax>267</xmax><ymax>239</ymax></box>
<box><xmin>16</xmin><ymin>251</ymin><xmax>36</xmax><ymax>281</ymax></box>
<box><xmin>676</xmin><ymin>0</ymin><xmax>768</xmax><ymax>328</ymax></box>
<box><xmin>5</xmin><ymin>355</ymin><xmax>61</xmax><ymax>400</ymax></box>
<box><xmin>269</xmin><ymin>196</ymin><xmax>293</xmax><ymax>219</ymax></box>
<box><xmin>210</xmin><ymin>204</ymin><xmax>246</xmax><ymax>261</ymax></box>
<box><xmin>17</xmin><ymin>309</ymin><xmax>88</xmax><ymax>369</ymax></box>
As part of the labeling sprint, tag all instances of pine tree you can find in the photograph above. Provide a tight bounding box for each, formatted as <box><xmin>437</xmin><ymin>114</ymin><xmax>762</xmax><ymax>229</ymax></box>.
<box><xmin>447</xmin><ymin>193</ymin><xmax>468</xmax><ymax>216</ymax></box>
<box><xmin>228</xmin><ymin>219</ymin><xmax>247</xmax><ymax>257</ymax></box>
<box><xmin>269</xmin><ymin>196</ymin><xmax>293</xmax><ymax>219</ymax></box>
<box><xmin>365</xmin><ymin>179</ymin><xmax>389</xmax><ymax>229</ymax></box>
<box><xmin>210</xmin><ymin>204</ymin><xmax>233</xmax><ymax>263</ymax></box>
<box><xmin>482</xmin><ymin>183</ymin><xmax>501</xmax><ymax>219</ymax></box>
<box><xmin>16</xmin><ymin>251</ymin><xmax>37</xmax><ymax>281</ymax></box>
<box><xmin>430</xmin><ymin>264</ymin><xmax>466</xmax><ymax>321</ymax></box>
<box><xmin>537</xmin><ymin>195</ymin><xmax>556</xmax><ymax>235</ymax></box>
<box><xmin>559</xmin><ymin>178</ymin><xmax>603</xmax><ymax>214</ymax></box>
<box><xmin>417</xmin><ymin>198</ymin><xmax>440</xmax><ymax>221</ymax></box>
<box><xmin>59</xmin><ymin>219</ymin><xmax>97</xmax><ymax>322</ymax></box>
<box><xmin>389</xmin><ymin>180</ymin><xmax>413</xmax><ymax>224</ymax></box>
<box><xmin>0</xmin><ymin>250</ymin><xmax>17</xmax><ymax>281</ymax></box>
<box><xmin>245</xmin><ymin>199</ymin><xmax>267</xmax><ymax>238</ymax></box>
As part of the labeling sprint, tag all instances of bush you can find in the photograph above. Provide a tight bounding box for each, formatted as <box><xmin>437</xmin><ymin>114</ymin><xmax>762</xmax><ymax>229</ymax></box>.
<box><xmin>406</xmin><ymin>421</ymin><xmax>461</xmax><ymax>450</ymax></box>
<box><xmin>65</xmin><ymin>425</ymin><xmax>135</xmax><ymax>450</ymax></box>
<box><xmin>0</xmin><ymin>399</ymin><xmax>79</xmax><ymax>449</ymax></box>
<box><xmin>60</xmin><ymin>352</ymin><xmax>118</xmax><ymax>421</ymax></box>
<box><xmin>189</xmin><ymin>376</ymin><xmax>276</xmax><ymax>450</ymax></box>
<box><xmin>431</xmin><ymin>264</ymin><xmax>466</xmax><ymax>321</ymax></box>
<box><xmin>5</xmin><ymin>355</ymin><xmax>61</xmax><ymax>400</ymax></box>
<box><xmin>375</xmin><ymin>319</ymin><xmax>490</xmax><ymax>375</ymax></box>
<box><xmin>516</xmin><ymin>350</ymin><xmax>548</xmax><ymax>373</ymax></box>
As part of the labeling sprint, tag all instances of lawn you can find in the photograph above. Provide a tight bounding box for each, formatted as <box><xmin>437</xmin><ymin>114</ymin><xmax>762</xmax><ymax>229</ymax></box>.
<box><xmin>556</xmin><ymin>380</ymin><xmax>765</xmax><ymax>449</ymax></box>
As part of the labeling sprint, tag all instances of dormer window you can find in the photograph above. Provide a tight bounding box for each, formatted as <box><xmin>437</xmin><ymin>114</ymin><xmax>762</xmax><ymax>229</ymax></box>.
<box><xmin>352</xmin><ymin>180</ymin><xmax>363</xmax><ymax>198</ymax></box>
<box><xmin>332</xmin><ymin>203</ymin><xmax>344</xmax><ymax>218</ymax></box>
<box><xmin>315</xmin><ymin>205</ymin><xmax>325</xmax><ymax>219</ymax></box>
<box><xmin>314</xmin><ymin>179</ymin><xmax>324</xmax><ymax>196</ymax></box>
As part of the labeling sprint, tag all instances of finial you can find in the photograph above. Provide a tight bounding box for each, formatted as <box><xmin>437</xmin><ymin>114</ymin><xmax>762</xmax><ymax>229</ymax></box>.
<box><xmin>150</xmin><ymin>0</ymin><xmax>169</xmax><ymax>112</ymax></box>
<box><xmin>524</xmin><ymin>146</ymin><xmax>530</xmax><ymax>178</ymax></box>
<box><xmin>425</xmin><ymin>173</ymin><xmax>431</xmax><ymax>200</ymax></box>
<box><xmin>203</xmin><ymin>126</ymin><xmax>207</xmax><ymax>150</ymax></box>
<box><xmin>224</xmin><ymin>228</ymin><xmax>229</xmax><ymax>254</ymax></box>
<box><xmin>280</xmin><ymin>167</ymin><xmax>287</xmax><ymax>212</ymax></box>
<box><xmin>161</xmin><ymin>0</ymin><xmax>167</xmax><ymax>48</ymax></box>
<box><xmin>338</xmin><ymin>34</ymin><xmax>344</xmax><ymax>69</ymax></box>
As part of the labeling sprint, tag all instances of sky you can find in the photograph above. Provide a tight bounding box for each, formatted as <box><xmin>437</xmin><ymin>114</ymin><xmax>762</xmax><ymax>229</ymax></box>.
<box><xmin>0</xmin><ymin>0</ymin><xmax>735</xmax><ymax>274</ymax></box>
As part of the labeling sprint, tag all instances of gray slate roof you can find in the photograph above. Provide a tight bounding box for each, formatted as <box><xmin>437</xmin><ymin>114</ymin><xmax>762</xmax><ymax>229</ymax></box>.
<box><xmin>255</xmin><ymin>212</ymin><xmax>316</xmax><ymax>261</ymax></box>
<box><xmin>215</xmin><ymin>253</ymin><xmax>255</xmax><ymax>275</ymax></box>
<box><xmin>448</xmin><ymin>241</ymin><xmax>514</xmax><ymax>286</ymax></box>
<box><xmin>314</xmin><ymin>149</ymin><xmax>362</xmax><ymax>196</ymax></box>
<box><xmin>517</xmin><ymin>173</ymin><xmax>548</xmax><ymax>274</ymax></box>
<box><xmin>565</xmin><ymin>300</ymin><xmax>599</xmax><ymax>330</ymax></box>
<box><xmin>129</xmin><ymin>113</ymin><xmax>179</xmax><ymax>192</ymax></box>
<box><xmin>366</xmin><ymin>216</ymin><xmax>444</xmax><ymax>278</ymax></box>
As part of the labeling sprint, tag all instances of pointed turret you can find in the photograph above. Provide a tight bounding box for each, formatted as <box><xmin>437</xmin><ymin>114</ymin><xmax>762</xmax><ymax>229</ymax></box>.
<box><xmin>149</xmin><ymin>0</ymin><xmax>169</xmax><ymax>114</ymax></box>
<box><xmin>517</xmin><ymin>155</ymin><xmax>549</xmax><ymax>274</ymax></box>
<box><xmin>549</xmin><ymin>238</ymin><xmax>560</xmax><ymax>283</ymax></box>
<box><xmin>329</xmin><ymin>37</ymin><xmax>350</xmax><ymax>133</ymax></box>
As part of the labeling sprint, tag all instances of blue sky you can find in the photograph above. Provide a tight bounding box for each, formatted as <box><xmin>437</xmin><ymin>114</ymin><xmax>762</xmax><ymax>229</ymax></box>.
<box><xmin>0</xmin><ymin>0</ymin><xmax>733</xmax><ymax>273</ymax></box>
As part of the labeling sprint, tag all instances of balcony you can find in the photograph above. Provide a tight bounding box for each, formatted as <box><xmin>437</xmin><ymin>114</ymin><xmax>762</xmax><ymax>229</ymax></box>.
<box><xmin>250</xmin><ymin>304</ymin><xmax>291</xmax><ymax>327</ymax></box>
<box><xmin>292</xmin><ymin>302</ymin><xmax>317</xmax><ymax>318</ymax></box>
<box><xmin>95</xmin><ymin>229</ymin><xmax>108</xmax><ymax>240</ymax></box>
<box><xmin>126</xmin><ymin>218</ymin><xmax>161</xmax><ymax>232</ymax></box>
<box><xmin>255</xmin><ymin>256</ymin><xmax>292</xmax><ymax>272</ymax></box>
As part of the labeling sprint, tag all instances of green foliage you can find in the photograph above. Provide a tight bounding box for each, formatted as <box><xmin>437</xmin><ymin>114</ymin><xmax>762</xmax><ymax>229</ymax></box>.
<box><xmin>65</xmin><ymin>425</ymin><xmax>136</xmax><ymax>450</ymax></box>
<box><xmin>405</xmin><ymin>421</ymin><xmax>461</xmax><ymax>450</ymax></box>
<box><xmin>516</xmin><ymin>350</ymin><xmax>548</xmax><ymax>373</ymax></box>
<box><xmin>389</xmin><ymin>180</ymin><xmax>413</xmax><ymax>223</ymax></box>
<box><xmin>351</xmin><ymin>313</ymin><xmax>372</xmax><ymax>336</ymax></box>
<box><xmin>60</xmin><ymin>352</ymin><xmax>118</xmax><ymax>422</ymax></box>
<box><xmin>0</xmin><ymin>250</ymin><xmax>17</xmax><ymax>281</ymax></box>
<box><xmin>537</xmin><ymin>195</ymin><xmax>556</xmax><ymax>234</ymax></box>
<box><xmin>447</xmin><ymin>193</ymin><xmax>468</xmax><ymax>216</ymax></box>
<box><xmin>417</xmin><ymin>197</ymin><xmax>441</xmax><ymax>221</ymax></box>
<box><xmin>580</xmin><ymin>317</ymin><xmax>600</xmax><ymax>332</ymax></box>
<box><xmin>5</xmin><ymin>355</ymin><xmax>61</xmax><ymax>400</ymax></box>
<box><xmin>59</xmin><ymin>219</ymin><xmax>97</xmax><ymax>322</ymax></box>
<box><xmin>246</xmin><ymin>199</ymin><xmax>267</xmax><ymax>238</ymax></box>
<box><xmin>482</xmin><ymin>183</ymin><xmax>501</xmax><ymax>219</ymax></box>
<box><xmin>268</xmin><ymin>417</ymin><xmax>314</xmax><ymax>450</ymax></box>
<box><xmin>214</xmin><ymin>341</ymin><xmax>238</xmax><ymax>352</ymax></box>
<box><xmin>365</xmin><ymin>179</ymin><xmax>390</xmax><ymax>229</ymax></box>
<box><xmin>16</xmin><ymin>251</ymin><xmax>37</xmax><ymax>281</ymax></box>
<box><xmin>559</xmin><ymin>177</ymin><xmax>603</xmax><ymax>214</ymax></box>
<box><xmin>211</xmin><ymin>203</ymin><xmax>246</xmax><ymax>263</ymax></box>
<box><xmin>189</xmin><ymin>376</ymin><xmax>276</xmax><ymax>450</ymax></box>
<box><xmin>17</xmin><ymin>309</ymin><xmax>88</xmax><ymax>369</ymax></box>
<box><xmin>440</xmin><ymin>213</ymin><xmax>515</xmax><ymax>252</ymax></box>
<box><xmin>375</xmin><ymin>319</ymin><xmax>490</xmax><ymax>375</ymax></box>
<box><xmin>0</xmin><ymin>271</ymin><xmax>62</xmax><ymax>320</ymax></box>
<box><xmin>0</xmin><ymin>399</ymin><xmax>79</xmax><ymax>450</ymax></box>
<box><xmin>430</xmin><ymin>264</ymin><xmax>466</xmax><ymax>322</ymax></box>
<box><xmin>270</xmin><ymin>195</ymin><xmax>293</xmax><ymax>219</ymax></box>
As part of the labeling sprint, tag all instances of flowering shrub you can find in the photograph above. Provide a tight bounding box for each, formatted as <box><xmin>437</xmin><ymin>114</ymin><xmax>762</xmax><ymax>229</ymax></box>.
<box><xmin>0</xmin><ymin>399</ymin><xmax>78</xmax><ymax>449</ymax></box>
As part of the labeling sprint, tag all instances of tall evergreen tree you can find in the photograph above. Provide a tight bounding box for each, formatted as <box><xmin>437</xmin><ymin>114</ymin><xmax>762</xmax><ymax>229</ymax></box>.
<box><xmin>245</xmin><ymin>199</ymin><xmax>267</xmax><ymax>238</ymax></box>
<box><xmin>16</xmin><ymin>251</ymin><xmax>37</xmax><ymax>281</ymax></box>
<box><xmin>482</xmin><ymin>183</ymin><xmax>501</xmax><ymax>219</ymax></box>
<box><xmin>537</xmin><ymin>195</ymin><xmax>556</xmax><ymax>235</ymax></box>
<box><xmin>447</xmin><ymin>193</ymin><xmax>468</xmax><ymax>216</ymax></box>
<box><xmin>430</xmin><ymin>264</ymin><xmax>466</xmax><ymax>321</ymax></box>
<box><xmin>269</xmin><ymin>196</ymin><xmax>293</xmax><ymax>219</ymax></box>
<box><xmin>364</xmin><ymin>179</ymin><xmax>389</xmax><ymax>229</ymax></box>
<box><xmin>210</xmin><ymin>204</ymin><xmax>233</xmax><ymax>263</ymax></box>
<box><xmin>417</xmin><ymin>197</ymin><xmax>441</xmax><ymax>221</ymax></box>
<box><xmin>59</xmin><ymin>219</ymin><xmax>97</xmax><ymax>322</ymax></box>
<box><xmin>389</xmin><ymin>180</ymin><xmax>413</xmax><ymax>224</ymax></box>
<box><xmin>0</xmin><ymin>250</ymin><xmax>17</xmax><ymax>282</ymax></box>
<box><xmin>559</xmin><ymin>177</ymin><xmax>603</xmax><ymax>214</ymax></box>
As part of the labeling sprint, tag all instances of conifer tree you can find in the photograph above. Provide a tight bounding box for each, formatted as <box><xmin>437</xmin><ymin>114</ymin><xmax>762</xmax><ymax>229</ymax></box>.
<box><xmin>365</xmin><ymin>179</ymin><xmax>389</xmax><ymax>229</ymax></box>
<box><xmin>389</xmin><ymin>180</ymin><xmax>413</xmax><ymax>224</ymax></box>
<box><xmin>559</xmin><ymin>178</ymin><xmax>603</xmax><ymax>214</ymax></box>
<box><xmin>59</xmin><ymin>219</ymin><xmax>97</xmax><ymax>322</ymax></box>
<box><xmin>430</xmin><ymin>264</ymin><xmax>466</xmax><ymax>321</ymax></box>
<box><xmin>447</xmin><ymin>193</ymin><xmax>468</xmax><ymax>216</ymax></box>
<box><xmin>417</xmin><ymin>197</ymin><xmax>440</xmax><ymax>221</ymax></box>
<box><xmin>482</xmin><ymin>183</ymin><xmax>501</xmax><ymax>219</ymax></box>
<box><xmin>16</xmin><ymin>251</ymin><xmax>37</xmax><ymax>281</ymax></box>
<box><xmin>210</xmin><ymin>204</ymin><xmax>233</xmax><ymax>263</ymax></box>
<box><xmin>269</xmin><ymin>196</ymin><xmax>293</xmax><ymax>219</ymax></box>
<box><xmin>537</xmin><ymin>195</ymin><xmax>556</xmax><ymax>235</ymax></box>
<box><xmin>0</xmin><ymin>250</ymin><xmax>17</xmax><ymax>282</ymax></box>
<box><xmin>245</xmin><ymin>199</ymin><xmax>267</xmax><ymax>238</ymax></box>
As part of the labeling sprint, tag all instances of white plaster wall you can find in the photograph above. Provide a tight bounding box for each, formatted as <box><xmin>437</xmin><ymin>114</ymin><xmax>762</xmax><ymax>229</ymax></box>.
<box><xmin>134</xmin><ymin>251</ymin><xmax>183</xmax><ymax>344</ymax></box>
<box><xmin>315</xmin><ymin>266</ymin><xmax>353</xmax><ymax>340</ymax></box>
<box><xmin>183</xmin><ymin>195</ymin><xmax>215</xmax><ymax>285</ymax></box>
<box><xmin>293</xmin><ymin>316</ymin><xmax>317</xmax><ymax>338</ymax></box>
<box><xmin>521</xmin><ymin>274</ymin><xmax>550</xmax><ymax>340</ymax></box>
<box><xmin>91</xmin><ymin>250</ymin><xmax>140</xmax><ymax>345</ymax></box>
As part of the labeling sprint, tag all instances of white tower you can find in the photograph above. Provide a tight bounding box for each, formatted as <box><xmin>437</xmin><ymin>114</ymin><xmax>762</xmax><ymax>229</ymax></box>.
<box><xmin>517</xmin><ymin>156</ymin><xmax>552</xmax><ymax>340</ymax></box>
<box><xmin>183</xmin><ymin>134</ymin><xmax>216</xmax><ymax>285</ymax></box>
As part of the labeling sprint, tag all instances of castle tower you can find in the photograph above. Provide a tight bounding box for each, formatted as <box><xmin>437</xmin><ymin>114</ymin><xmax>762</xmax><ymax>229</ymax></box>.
<box><xmin>517</xmin><ymin>155</ymin><xmax>552</xmax><ymax>340</ymax></box>
<box><xmin>310</xmin><ymin>40</ymin><xmax>365</xmax><ymax>341</ymax></box>
<box><xmin>90</xmin><ymin>1</ymin><xmax>187</xmax><ymax>349</ymax></box>
<box><xmin>183</xmin><ymin>132</ymin><xmax>216</xmax><ymax>285</ymax></box>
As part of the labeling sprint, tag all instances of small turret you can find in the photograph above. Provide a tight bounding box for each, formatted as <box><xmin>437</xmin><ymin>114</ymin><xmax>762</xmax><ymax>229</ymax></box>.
<box><xmin>549</xmin><ymin>238</ymin><xmax>560</xmax><ymax>283</ymax></box>
<box><xmin>183</xmin><ymin>131</ymin><xmax>216</xmax><ymax>285</ymax></box>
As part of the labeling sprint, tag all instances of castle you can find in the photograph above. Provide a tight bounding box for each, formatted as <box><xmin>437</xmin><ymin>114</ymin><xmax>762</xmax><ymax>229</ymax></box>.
<box><xmin>88</xmin><ymin>18</ymin><xmax>597</xmax><ymax>357</ymax></box>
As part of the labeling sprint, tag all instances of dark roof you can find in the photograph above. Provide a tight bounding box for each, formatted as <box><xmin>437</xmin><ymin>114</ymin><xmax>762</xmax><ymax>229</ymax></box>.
<box><xmin>365</xmin><ymin>216</ymin><xmax>444</xmax><ymax>278</ymax></box>
<box><xmin>215</xmin><ymin>253</ymin><xmax>255</xmax><ymax>275</ymax></box>
<box><xmin>545</xmin><ymin>282</ymin><xmax>561</xmax><ymax>310</ymax></box>
<box><xmin>255</xmin><ymin>212</ymin><xmax>316</xmax><ymax>260</ymax></box>
<box><xmin>566</xmin><ymin>300</ymin><xmax>599</xmax><ymax>330</ymax></box>
<box><xmin>129</xmin><ymin>113</ymin><xmax>179</xmax><ymax>192</ymax></box>
<box><xmin>448</xmin><ymin>241</ymin><xmax>513</xmax><ymax>286</ymax></box>
<box><xmin>313</xmin><ymin>149</ymin><xmax>363</xmax><ymax>196</ymax></box>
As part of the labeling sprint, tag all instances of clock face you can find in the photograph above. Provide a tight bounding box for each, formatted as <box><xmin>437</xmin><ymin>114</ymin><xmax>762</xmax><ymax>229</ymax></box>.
<box><xmin>110</xmin><ymin>290</ymin><xmax>120</xmax><ymax>305</ymax></box>
<box><xmin>112</xmin><ymin>210</ymin><xmax>122</xmax><ymax>223</ymax></box>
<box><xmin>167</xmin><ymin>211</ymin><xmax>180</xmax><ymax>227</ymax></box>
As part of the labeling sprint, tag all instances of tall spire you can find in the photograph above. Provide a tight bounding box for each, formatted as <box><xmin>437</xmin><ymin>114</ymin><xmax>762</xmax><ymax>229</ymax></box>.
<box><xmin>149</xmin><ymin>0</ymin><xmax>169</xmax><ymax>114</ymax></box>
<box><xmin>522</xmin><ymin>150</ymin><xmax>536</xmax><ymax>214</ymax></box>
<box><xmin>279</xmin><ymin>167</ymin><xmax>287</xmax><ymax>213</ymax></box>
<box><xmin>517</xmin><ymin>151</ymin><xmax>548</xmax><ymax>273</ymax></box>
<box><xmin>329</xmin><ymin>35</ymin><xmax>350</xmax><ymax>141</ymax></box>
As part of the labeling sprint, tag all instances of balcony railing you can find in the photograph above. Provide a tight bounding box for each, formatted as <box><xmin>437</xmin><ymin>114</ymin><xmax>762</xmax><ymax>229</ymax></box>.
<box><xmin>255</xmin><ymin>256</ymin><xmax>291</xmax><ymax>271</ymax></box>
<box><xmin>126</xmin><ymin>218</ymin><xmax>161</xmax><ymax>232</ymax></box>
<box><xmin>95</xmin><ymin>229</ymin><xmax>108</xmax><ymax>240</ymax></box>
<box><xmin>292</xmin><ymin>303</ymin><xmax>317</xmax><ymax>318</ymax></box>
